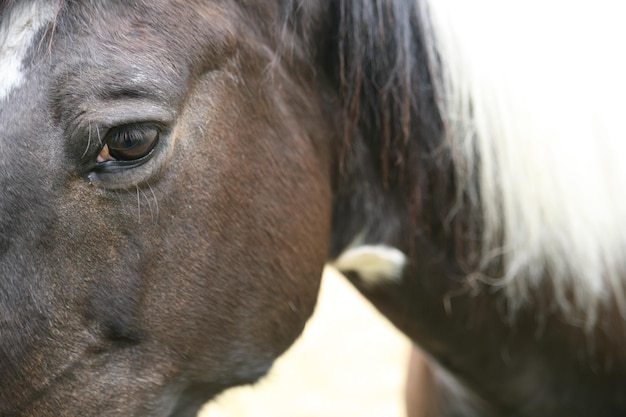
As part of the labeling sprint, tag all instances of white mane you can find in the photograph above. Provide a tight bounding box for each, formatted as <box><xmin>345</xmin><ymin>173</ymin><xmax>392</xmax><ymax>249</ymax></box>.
<box><xmin>421</xmin><ymin>0</ymin><xmax>626</xmax><ymax>320</ymax></box>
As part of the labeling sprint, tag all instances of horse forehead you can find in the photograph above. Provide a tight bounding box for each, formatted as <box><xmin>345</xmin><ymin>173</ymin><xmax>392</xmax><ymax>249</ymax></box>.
<box><xmin>0</xmin><ymin>0</ymin><xmax>57</xmax><ymax>102</ymax></box>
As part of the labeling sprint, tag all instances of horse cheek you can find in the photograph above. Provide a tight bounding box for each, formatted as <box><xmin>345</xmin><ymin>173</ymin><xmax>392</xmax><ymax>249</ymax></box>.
<box><xmin>118</xmin><ymin>71</ymin><xmax>334</xmax><ymax>391</ymax></box>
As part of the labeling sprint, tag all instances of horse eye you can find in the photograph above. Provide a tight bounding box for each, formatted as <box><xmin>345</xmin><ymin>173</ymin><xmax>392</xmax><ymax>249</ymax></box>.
<box><xmin>98</xmin><ymin>125</ymin><xmax>159</xmax><ymax>162</ymax></box>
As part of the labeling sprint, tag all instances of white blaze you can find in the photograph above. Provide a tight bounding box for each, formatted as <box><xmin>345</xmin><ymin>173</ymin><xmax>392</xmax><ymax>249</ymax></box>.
<box><xmin>0</xmin><ymin>1</ymin><xmax>56</xmax><ymax>101</ymax></box>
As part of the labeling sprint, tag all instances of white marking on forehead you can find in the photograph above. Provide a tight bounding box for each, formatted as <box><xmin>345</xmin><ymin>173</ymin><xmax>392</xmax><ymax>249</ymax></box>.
<box><xmin>331</xmin><ymin>245</ymin><xmax>407</xmax><ymax>286</ymax></box>
<box><xmin>0</xmin><ymin>1</ymin><xmax>56</xmax><ymax>101</ymax></box>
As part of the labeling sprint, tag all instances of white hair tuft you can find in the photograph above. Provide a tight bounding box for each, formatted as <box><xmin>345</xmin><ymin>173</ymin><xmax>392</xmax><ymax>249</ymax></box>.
<box><xmin>420</xmin><ymin>0</ymin><xmax>626</xmax><ymax>321</ymax></box>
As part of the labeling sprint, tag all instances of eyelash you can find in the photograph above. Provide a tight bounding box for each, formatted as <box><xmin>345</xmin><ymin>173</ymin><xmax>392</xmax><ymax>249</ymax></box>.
<box><xmin>97</xmin><ymin>124</ymin><xmax>160</xmax><ymax>163</ymax></box>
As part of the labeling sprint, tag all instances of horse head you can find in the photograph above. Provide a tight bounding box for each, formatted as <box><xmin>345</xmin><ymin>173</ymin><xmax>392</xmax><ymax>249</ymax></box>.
<box><xmin>0</xmin><ymin>1</ymin><xmax>338</xmax><ymax>415</ymax></box>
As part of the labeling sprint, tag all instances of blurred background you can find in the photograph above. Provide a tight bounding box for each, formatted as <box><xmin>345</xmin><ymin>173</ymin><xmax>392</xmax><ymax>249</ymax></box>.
<box><xmin>200</xmin><ymin>267</ymin><xmax>411</xmax><ymax>417</ymax></box>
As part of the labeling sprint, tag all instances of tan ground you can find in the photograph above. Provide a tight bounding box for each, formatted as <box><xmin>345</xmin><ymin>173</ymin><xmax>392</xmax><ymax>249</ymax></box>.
<box><xmin>199</xmin><ymin>267</ymin><xmax>411</xmax><ymax>417</ymax></box>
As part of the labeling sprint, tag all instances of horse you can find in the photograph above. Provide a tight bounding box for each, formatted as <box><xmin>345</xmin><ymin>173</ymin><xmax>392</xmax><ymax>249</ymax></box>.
<box><xmin>0</xmin><ymin>0</ymin><xmax>623</xmax><ymax>416</ymax></box>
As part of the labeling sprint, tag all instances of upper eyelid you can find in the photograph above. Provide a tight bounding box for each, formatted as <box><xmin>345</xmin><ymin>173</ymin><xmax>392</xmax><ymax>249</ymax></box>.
<box><xmin>66</xmin><ymin>102</ymin><xmax>174</xmax><ymax>145</ymax></box>
<box><xmin>105</xmin><ymin>123</ymin><xmax>163</xmax><ymax>137</ymax></box>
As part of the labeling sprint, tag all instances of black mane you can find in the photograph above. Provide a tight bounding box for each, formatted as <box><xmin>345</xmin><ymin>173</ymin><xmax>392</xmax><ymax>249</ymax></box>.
<box><xmin>333</xmin><ymin>0</ymin><xmax>444</xmax><ymax>182</ymax></box>
<box><xmin>296</xmin><ymin>0</ymin><xmax>465</xmax><ymax>259</ymax></box>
